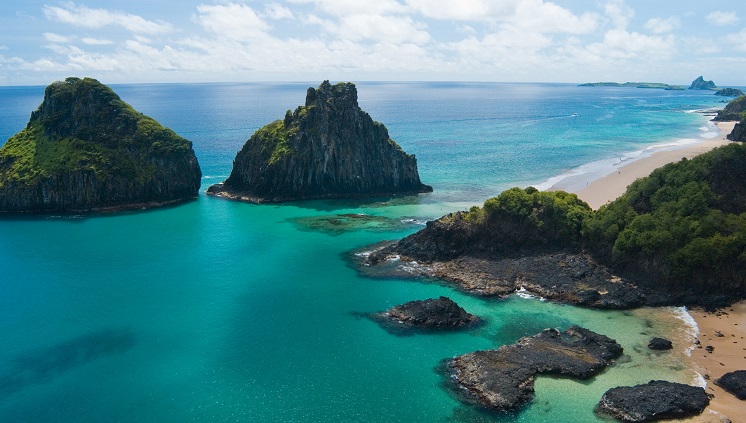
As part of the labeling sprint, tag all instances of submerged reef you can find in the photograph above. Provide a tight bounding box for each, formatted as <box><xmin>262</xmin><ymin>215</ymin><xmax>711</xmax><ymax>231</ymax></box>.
<box><xmin>0</xmin><ymin>77</ymin><xmax>201</xmax><ymax>213</ymax></box>
<box><xmin>207</xmin><ymin>81</ymin><xmax>431</xmax><ymax>203</ymax></box>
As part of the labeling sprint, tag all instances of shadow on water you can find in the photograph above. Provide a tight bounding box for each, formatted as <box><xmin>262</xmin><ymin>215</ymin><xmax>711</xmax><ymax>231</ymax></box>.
<box><xmin>275</xmin><ymin>192</ymin><xmax>437</xmax><ymax>212</ymax></box>
<box><xmin>0</xmin><ymin>328</ymin><xmax>137</xmax><ymax>399</ymax></box>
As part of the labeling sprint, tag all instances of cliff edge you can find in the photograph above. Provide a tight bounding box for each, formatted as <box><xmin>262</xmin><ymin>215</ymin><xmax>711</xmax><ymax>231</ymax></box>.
<box><xmin>0</xmin><ymin>77</ymin><xmax>202</xmax><ymax>213</ymax></box>
<box><xmin>207</xmin><ymin>81</ymin><xmax>431</xmax><ymax>203</ymax></box>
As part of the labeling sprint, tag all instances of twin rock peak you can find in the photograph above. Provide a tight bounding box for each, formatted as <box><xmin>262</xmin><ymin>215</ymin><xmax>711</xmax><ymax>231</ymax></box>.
<box><xmin>0</xmin><ymin>78</ymin><xmax>431</xmax><ymax>213</ymax></box>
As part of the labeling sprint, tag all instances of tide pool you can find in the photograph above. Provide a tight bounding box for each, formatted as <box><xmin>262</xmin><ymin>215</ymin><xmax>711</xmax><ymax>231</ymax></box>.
<box><xmin>0</xmin><ymin>82</ymin><xmax>725</xmax><ymax>421</ymax></box>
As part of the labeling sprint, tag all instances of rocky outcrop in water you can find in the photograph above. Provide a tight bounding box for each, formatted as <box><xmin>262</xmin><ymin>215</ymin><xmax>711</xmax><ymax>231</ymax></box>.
<box><xmin>715</xmin><ymin>88</ymin><xmax>744</xmax><ymax>97</ymax></box>
<box><xmin>207</xmin><ymin>81</ymin><xmax>431</xmax><ymax>203</ymax></box>
<box><xmin>689</xmin><ymin>76</ymin><xmax>717</xmax><ymax>90</ymax></box>
<box><xmin>370</xmin><ymin>296</ymin><xmax>481</xmax><ymax>334</ymax></box>
<box><xmin>595</xmin><ymin>380</ymin><xmax>709</xmax><ymax>422</ymax></box>
<box><xmin>647</xmin><ymin>337</ymin><xmax>672</xmax><ymax>350</ymax></box>
<box><xmin>714</xmin><ymin>370</ymin><xmax>746</xmax><ymax>400</ymax></box>
<box><xmin>0</xmin><ymin>77</ymin><xmax>201</xmax><ymax>213</ymax></box>
<box><xmin>445</xmin><ymin>326</ymin><xmax>623</xmax><ymax>412</ymax></box>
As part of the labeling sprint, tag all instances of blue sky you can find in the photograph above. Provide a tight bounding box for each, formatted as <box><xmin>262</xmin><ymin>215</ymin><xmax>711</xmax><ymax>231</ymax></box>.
<box><xmin>1</xmin><ymin>0</ymin><xmax>744</xmax><ymax>85</ymax></box>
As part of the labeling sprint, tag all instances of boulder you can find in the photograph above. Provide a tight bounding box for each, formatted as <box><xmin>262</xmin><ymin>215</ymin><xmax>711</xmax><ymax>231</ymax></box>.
<box><xmin>371</xmin><ymin>296</ymin><xmax>481</xmax><ymax>334</ymax></box>
<box><xmin>647</xmin><ymin>337</ymin><xmax>673</xmax><ymax>350</ymax></box>
<box><xmin>595</xmin><ymin>380</ymin><xmax>709</xmax><ymax>422</ymax></box>
<box><xmin>714</xmin><ymin>370</ymin><xmax>746</xmax><ymax>400</ymax></box>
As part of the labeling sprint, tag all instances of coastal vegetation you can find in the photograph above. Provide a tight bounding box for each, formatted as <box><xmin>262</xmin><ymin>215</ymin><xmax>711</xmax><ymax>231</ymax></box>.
<box><xmin>714</xmin><ymin>95</ymin><xmax>746</xmax><ymax>121</ymax></box>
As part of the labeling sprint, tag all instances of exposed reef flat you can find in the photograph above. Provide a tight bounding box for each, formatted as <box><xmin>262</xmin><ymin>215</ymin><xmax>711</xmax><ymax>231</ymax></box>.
<box><xmin>445</xmin><ymin>326</ymin><xmax>623</xmax><ymax>412</ymax></box>
<box><xmin>369</xmin><ymin>296</ymin><xmax>482</xmax><ymax>335</ymax></box>
<box><xmin>0</xmin><ymin>77</ymin><xmax>201</xmax><ymax>213</ymax></box>
<box><xmin>207</xmin><ymin>81</ymin><xmax>431</xmax><ymax>203</ymax></box>
<box><xmin>595</xmin><ymin>380</ymin><xmax>709</xmax><ymax>422</ymax></box>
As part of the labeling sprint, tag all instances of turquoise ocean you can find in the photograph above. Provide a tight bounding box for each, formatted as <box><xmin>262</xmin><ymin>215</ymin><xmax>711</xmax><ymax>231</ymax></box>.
<box><xmin>0</xmin><ymin>82</ymin><xmax>731</xmax><ymax>422</ymax></box>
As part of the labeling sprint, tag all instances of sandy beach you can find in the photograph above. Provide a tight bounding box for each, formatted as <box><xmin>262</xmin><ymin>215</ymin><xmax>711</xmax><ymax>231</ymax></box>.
<box><xmin>562</xmin><ymin>121</ymin><xmax>744</xmax><ymax>422</ymax></box>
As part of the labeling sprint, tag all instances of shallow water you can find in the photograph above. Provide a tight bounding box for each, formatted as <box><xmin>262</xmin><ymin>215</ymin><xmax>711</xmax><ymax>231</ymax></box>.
<box><xmin>0</xmin><ymin>82</ymin><xmax>725</xmax><ymax>421</ymax></box>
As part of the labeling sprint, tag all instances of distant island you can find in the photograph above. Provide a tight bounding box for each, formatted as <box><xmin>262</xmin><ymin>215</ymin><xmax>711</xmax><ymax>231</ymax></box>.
<box><xmin>0</xmin><ymin>77</ymin><xmax>202</xmax><ymax>213</ymax></box>
<box><xmin>715</xmin><ymin>88</ymin><xmax>744</xmax><ymax>97</ymax></box>
<box><xmin>689</xmin><ymin>75</ymin><xmax>717</xmax><ymax>90</ymax></box>
<box><xmin>579</xmin><ymin>82</ymin><xmax>684</xmax><ymax>90</ymax></box>
<box><xmin>207</xmin><ymin>81</ymin><xmax>432</xmax><ymax>203</ymax></box>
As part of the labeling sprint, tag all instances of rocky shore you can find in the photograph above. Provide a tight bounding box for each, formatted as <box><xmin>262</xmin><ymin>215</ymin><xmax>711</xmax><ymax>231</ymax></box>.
<box><xmin>369</xmin><ymin>296</ymin><xmax>481</xmax><ymax>335</ymax></box>
<box><xmin>445</xmin><ymin>326</ymin><xmax>623</xmax><ymax>412</ymax></box>
<box><xmin>595</xmin><ymin>380</ymin><xmax>709</xmax><ymax>422</ymax></box>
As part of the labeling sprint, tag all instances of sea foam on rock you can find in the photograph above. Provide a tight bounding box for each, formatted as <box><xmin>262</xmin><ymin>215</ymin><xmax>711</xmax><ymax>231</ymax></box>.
<box><xmin>207</xmin><ymin>81</ymin><xmax>431</xmax><ymax>203</ymax></box>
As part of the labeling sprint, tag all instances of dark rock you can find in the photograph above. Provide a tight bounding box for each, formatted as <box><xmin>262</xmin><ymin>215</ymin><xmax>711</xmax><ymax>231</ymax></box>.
<box><xmin>728</xmin><ymin>122</ymin><xmax>746</xmax><ymax>142</ymax></box>
<box><xmin>648</xmin><ymin>337</ymin><xmax>673</xmax><ymax>350</ymax></box>
<box><xmin>370</xmin><ymin>296</ymin><xmax>481</xmax><ymax>334</ymax></box>
<box><xmin>595</xmin><ymin>380</ymin><xmax>709</xmax><ymax>422</ymax></box>
<box><xmin>706</xmin><ymin>345</ymin><xmax>714</xmax><ymax>353</ymax></box>
<box><xmin>0</xmin><ymin>77</ymin><xmax>201</xmax><ymax>213</ymax></box>
<box><xmin>446</xmin><ymin>326</ymin><xmax>622</xmax><ymax>412</ymax></box>
<box><xmin>207</xmin><ymin>81</ymin><xmax>431</xmax><ymax>203</ymax></box>
<box><xmin>714</xmin><ymin>370</ymin><xmax>746</xmax><ymax>399</ymax></box>
<box><xmin>689</xmin><ymin>76</ymin><xmax>717</xmax><ymax>90</ymax></box>
<box><xmin>715</xmin><ymin>88</ymin><xmax>745</xmax><ymax>97</ymax></box>
<box><xmin>714</xmin><ymin>95</ymin><xmax>746</xmax><ymax>121</ymax></box>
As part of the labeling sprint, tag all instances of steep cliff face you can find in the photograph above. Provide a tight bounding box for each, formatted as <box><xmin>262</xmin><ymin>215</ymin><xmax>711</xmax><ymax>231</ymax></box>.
<box><xmin>208</xmin><ymin>81</ymin><xmax>431</xmax><ymax>202</ymax></box>
<box><xmin>728</xmin><ymin>122</ymin><xmax>745</xmax><ymax>141</ymax></box>
<box><xmin>0</xmin><ymin>77</ymin><xmax>201</xmax><ymax>213</ymax></box>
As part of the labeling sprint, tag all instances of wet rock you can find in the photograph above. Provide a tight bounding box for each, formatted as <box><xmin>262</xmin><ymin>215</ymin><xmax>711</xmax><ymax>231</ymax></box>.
<box><xmin>445</xmin><ymin>326</ymin><xmax>622</xmax><ymax>412</ymax></box>
<box><xmin>595</xmin><ymin>380</ymin><xmax>709</xmax><ymax>422</ymax></box>
<box><xmin>371</xmin><ymin>296</ymin><xmax>481</xmax><ymax>334</ymax></box>
<box><xmin>714</xmin><ymin>370</ymin><xmax>746</xmax><ymax>400</ymax></box>
<box><xmin>648</xmin><ymin>337</ymin><xmax>673</xmax><ymax>350</ymax></box>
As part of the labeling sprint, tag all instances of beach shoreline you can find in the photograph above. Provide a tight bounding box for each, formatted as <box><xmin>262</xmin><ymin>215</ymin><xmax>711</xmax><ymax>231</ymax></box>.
<box><xmin>547</xmin><ymin>121</ymin><xmax>735</xmax><ymax>210</ymax></box>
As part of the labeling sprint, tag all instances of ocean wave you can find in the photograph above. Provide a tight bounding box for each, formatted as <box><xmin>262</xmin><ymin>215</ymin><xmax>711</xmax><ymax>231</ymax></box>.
<box><xmin>669</xmin><ymin>306</ymin><xmax>699</xmax><ymax>357</ymax></box>
<box><xmin>514</xmin><ymin>286</ymin><xmax>546</xmax><ymax>301</ymax></box>
<box><xmin>400</xmin><ymin>218</ymin><xmax>427</xmax><ymax>225</ymax></box>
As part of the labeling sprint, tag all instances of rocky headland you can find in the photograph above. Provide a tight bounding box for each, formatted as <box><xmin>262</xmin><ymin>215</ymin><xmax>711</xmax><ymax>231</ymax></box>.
<box><xmin>0</xmin><ymin>77</ymin><xmax>201</xmax><ymax>213</ymax></box>
<box><xmin>363</xmin><ymin>143</ymin><xmax>746</xmax><ymax>310</ymax></box>
<box><xmin>595</xmin><ymin>380</ymin><xmax>709</xmax><ymax>422</ymax></box>
<box><xmin>445</xmin><ymin>326</ymin><xmax>623</xmax><ymax>412</ymax></box>
<box><xmin>689</xmin><ymin>76</ymin><xmax>717</xmax><ymax>90</ymax></box>
<box><xmin>714</xmin><ymin>95</ymin><xmax>746</xmax><ymax>121</ymax></box>
<box><xmin>207</xmin><ymin>81</ymin><xmax>431</xmax><ymax>203</ymax></box>
<box><xmin>370</xmin><ymin>296</ymin><xmax>481</xmax><ymax>334</ymax></box>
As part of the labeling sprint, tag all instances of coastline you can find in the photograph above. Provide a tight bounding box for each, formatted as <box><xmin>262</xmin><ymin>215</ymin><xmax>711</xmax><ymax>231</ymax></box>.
<box><xmin>553</xmin><ymin>121</ymin><xmax>743</xmax><ymax>422</ymax></box>
<box><xmin>548</xmin><ymin>121</ymin><xmax>735</xmax><ymax>210</ymax></box>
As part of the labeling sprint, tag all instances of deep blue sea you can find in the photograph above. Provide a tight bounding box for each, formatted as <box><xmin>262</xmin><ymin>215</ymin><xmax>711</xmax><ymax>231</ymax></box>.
<box><xmin>0</xmin><ymin>82</ymin><xmax>728</xmax><ymax>422</ymax></box>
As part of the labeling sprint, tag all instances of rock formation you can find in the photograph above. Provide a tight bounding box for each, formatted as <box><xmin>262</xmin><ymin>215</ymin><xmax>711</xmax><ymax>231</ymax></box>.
<box><xmin>445</xmin><ymin>326</ymin><xmax>623</xmax><ymax>412</ymax></box>
<box><xmin>370</xmin><ymin>296</ymin><xmax>481</xmax><ymax>334</ymax></box>
<box><xmin>727</xmin><ymin>122</ymin><xmax>745</xmax><ymax>142</ymax></box>
<box><xmin>595</xmin><ymin>380</ymin><xmax>709</xmax><ymax>422</ymax></box>
<box><xmin>714</xmin><ymin>95</ymin><xmax>746</xmax><ymax>121</ymax></box>
<box><xmin>0</xmin><ymin>77</ymin><xmax>201</xmax><ymax>213</ymax></box>
<box><xmin>647</xmin><ymin>337</ymin><xmax>673</xmax><ymax>350</ymax></box>
<box><xmin>207</xmin><ymin>81</ymin><xmax>431</xmax><ymax>203</ymax></box>
<box><xmin>714</xmin><ymin>370</ymin><xmax>746</xmax><ymax>400</ymax></box>
<box><xmin>715</xmin><ymin>88</ymin><xmax>744</xmax><ymax>97</ymax></box>
<box><xmin>689</xmin><ymin>76</ymin><xmax>717</xmax><ymax>90</ymax></box>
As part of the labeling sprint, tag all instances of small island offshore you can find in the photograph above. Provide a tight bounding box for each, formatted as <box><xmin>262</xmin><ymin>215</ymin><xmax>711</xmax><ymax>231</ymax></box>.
<box><xmin>207</xmin><ymin>81</ymin><xmax>431</xmax><ymax>203</ymax></box>
<box><xmin>0</xmin><ymin>77</ymin><xmax>202</xmax><ymax>213</ymax></box>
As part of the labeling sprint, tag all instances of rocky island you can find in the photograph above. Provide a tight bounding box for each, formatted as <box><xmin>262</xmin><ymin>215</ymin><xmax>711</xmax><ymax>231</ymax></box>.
<box><xmin>689</xmin><ymin>76</ymin><xmax>717</xmax><ymax>90</ymax></box>
<box><xmin>715</xmin><ymin>88</ymin><xmax>744</xmax><ymax>97</ymax></box>
<box><xmin>364</xmin><ymin>143</ymin><xmax>746</xmax><ymax>310</ymax></box>
<box><xmin>370</xmin><ymin>296</ymin><xmax>481</xmax><ymax>334</ymax></box>
<box><xmin>445</xmin><ymin>326</ymin><xmax>622</xmax><ymax>412</ymax></box>
<box><xmin>0</xmin><ymin>77</ymin><xmax>201</xmax><ymax>213</ymax></box>
<box><xmin>207</xmin><ymin>81</ymin><xmax>431</xmax><ymax>203</ymax></box>
<box><xmin>579</xmin><ymin>82</ymin><xmax>683</xmax><ymax>90</ymax></box>
<box><xmin>595</xmin><ymin>380</ymin><xmax>709</xmax><ymax>422</ymax></box>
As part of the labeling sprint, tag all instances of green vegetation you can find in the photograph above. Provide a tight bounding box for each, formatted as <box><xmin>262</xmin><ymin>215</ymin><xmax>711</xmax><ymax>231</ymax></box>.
<box><xmin>579</xmin><ymin>82</ymin><xmax>684</xmax><ymax>90</ymax></box>
<box><xmin>464</xmin><ymin>187</ymin><xmax>592</xmax><ymax>249</ymax></box>
<box><xmin>715</xmin><ymin>95</ymin><xmax>746</xmax><ymax>121</ymax></box>
<box><xmin>0</xmin><ymin>77</ymin><xmax>192</xmax><ymax>187</ymax></box>
<box><xmin>584</xmin><ymin>143</ymin><xmax>746</xmax><ymax>292</ymax></box>
<box><xmin>254</xmin><ymin>116</ymin><xmax>298</xmax><ymax>165</ymax></box>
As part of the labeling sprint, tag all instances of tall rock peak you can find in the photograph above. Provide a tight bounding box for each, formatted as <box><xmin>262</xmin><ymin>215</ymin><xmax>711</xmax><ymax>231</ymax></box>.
<box><xmin>0</xmin><ymin>77</ymin><xmax>202</xmax><ymax>213</ymax></box>
<box><xmin>689</xmin><ymin>76</ymin><xmax>717</xmax><ymax>90</ymax></box>
<box><xmin>208</xmin><ymin>81</ymin><xmax>432</xmax><ymax>203</ymax></box>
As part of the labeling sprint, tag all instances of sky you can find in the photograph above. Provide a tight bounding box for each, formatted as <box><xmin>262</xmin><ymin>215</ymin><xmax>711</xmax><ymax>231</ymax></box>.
<box><xmin>0</xmin><ymin>0</ymin><xmax>744</xmax><ymax>85</ymax></box>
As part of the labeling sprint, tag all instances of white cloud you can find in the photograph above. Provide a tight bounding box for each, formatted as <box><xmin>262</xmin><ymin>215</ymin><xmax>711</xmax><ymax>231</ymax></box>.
<box><xmin>328</xmin><ymin>14</ymin><xmax>431</xmax><ymax>44</ymax></box>
<box><xmin>604</xmin><ymin>0</ymin><xmax>634</xmax><ymax>29</ymax></box>
<box><xmin>43</xmin><ymin>33</ymin><xmax>73</xmax><ymax>43</ymax></box>
<box><xmin>725</xmin><ymin>29</ymin><xmax>746</xmax><ymax>51</ymax></box>
<box><xmin>43</xmin><ymin>2</ymin><xmax>174</xmax><ymax>34</ymax></box>
<box><xmin>193</xmin><ymin>3</ymin><xmax>270</xmax><ymax>41</ymax></box>
<box><xmin>265</xmin><ymin>3</ymin><xmax>295</xmax><ymax>20</ymax></box>
<box><xmin>644</xmin><ymin>17</ymin><xmax>680</xmax><ymax>34</ymax></box>
<box><xmin>706</xmin><ymin>11</ymin><xmax>739</xmax><ymax>26</ymax></box>
<box><xmin>289</xmin><ymin>0</ymin><xmax>407</xmax><ymax>17</ymax></box>
<box><xmin>81</xmin><ymin>37</ymin><xmax>114</xmax><ymax>45</ymax></box>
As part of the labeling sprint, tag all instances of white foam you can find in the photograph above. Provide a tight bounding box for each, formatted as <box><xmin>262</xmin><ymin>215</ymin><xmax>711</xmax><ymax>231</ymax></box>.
<box><xmin>514</xmin><ymin>286</ymin><xmax>546</xmax><ymax>301</ymax></box>
<box><xmin>669</xmin><ymin>306</ymin><xmax>700</xmax><ymax>357</ymax></box>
